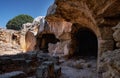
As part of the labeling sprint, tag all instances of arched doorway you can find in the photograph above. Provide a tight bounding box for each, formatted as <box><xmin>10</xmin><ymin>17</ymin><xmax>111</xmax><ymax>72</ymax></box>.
<box><xmin>74</xmin><ymin>28</ymin><xmax>98</xmax><ymax>57</ymax></box>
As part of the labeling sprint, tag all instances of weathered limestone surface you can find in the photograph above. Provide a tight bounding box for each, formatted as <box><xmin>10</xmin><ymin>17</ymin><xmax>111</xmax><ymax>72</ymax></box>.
<box><xmin>46</xmin><ymin>21</ymin><xmax>72</xmax><ymax>39</ymax></box>
<box><xmin>45</xmin><ymin>0</ymin><xmax>120</xmax><ymax>55</ymax></box>
<box><xmin>36</xmin><ymin>20</ymin><xmax>72</xmax><ymax>55</ymax></box>
<box><xmin>34</xmin><ymin>16</ymin><xmax>45</xmax><ymax>33</ymax></box>
<box><xmin>0</xmin><ymin>27</ymin><xmax>37</xmax><ymax>54</ymax></box>
<box><xmin>0</xmin><ymin>28</ymin><xmax>20</xmax><ymax>44</ymax></box>
<box><xmin>20</xmin><ymin>31</ymin><xmax>36</xmax><ymax>52</ymax></box>
<box><xmin>48</xmin><ymin>40</ymin><xmax>71</xmax><ymax>56</ymax></box>
<box><xmin>20</xmin><ymin>16</ymin><xmax>45</xmax><ymax>52</ymax></box>
<box><xmin>44</xmin><ymin>1</ymin><xmax>120</xmax><ymax>78</ymax></box>
<box><xmin>0</xmin><ymin>28</ymin><xmax>22</xmax><ymax>55</ymax></box>
<box><xmin>22</xmin><ymin>16</ymin><xmax>45</xmax><ymax>35</ymax></box>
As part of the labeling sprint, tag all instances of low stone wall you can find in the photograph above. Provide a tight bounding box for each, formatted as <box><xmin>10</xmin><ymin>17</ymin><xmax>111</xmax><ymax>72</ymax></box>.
<box><xmin>0</xmin><ymin>28</ymin><xmax>22</xmax><ymax>55</ymax></box>
<box><xmin>0</xmin><ymin>51</ymin><xmax>61</xmax><ymax>78</ymax></box>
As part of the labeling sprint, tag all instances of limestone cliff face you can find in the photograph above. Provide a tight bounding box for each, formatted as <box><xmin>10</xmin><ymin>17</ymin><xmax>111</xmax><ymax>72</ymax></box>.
<box><xmin>46</xmin><ymin>0</ymin><xmax>98</xmax><ymax>36</ymax></box>
<box><xmin>46</xmin><ymin>0</ymin><xmax>120</xmax><ymax>36</ymax></box>
<box><xmin>45</xmin><ymin>0</ymin><xmax>120</xmax><ymax>55</ymax></box>
<box><xmin>18</xmin><ymin>0</ymin><xmax>120</xmax><ymax>56</ymax></box>
<box><xmin>47</xmin><ymin>21</ymin><xmax>72</xmax><ymax>39</ymax></box>
<box><xmin>45</xmin><ymin>1</ymin><xmax>120</xmax><ymax>77</ymax></box>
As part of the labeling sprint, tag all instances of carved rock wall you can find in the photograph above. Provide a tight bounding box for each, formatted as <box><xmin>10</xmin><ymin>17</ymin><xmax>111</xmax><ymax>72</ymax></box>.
<box><xmin>46</xmin><ymin>0</ymin><xmax>120</xmax><ymax>56</ymax></box>
<box><xmin>45</xmin><ymin>1</ymin><xmax>120</xmax><ymax>78</ymax></box>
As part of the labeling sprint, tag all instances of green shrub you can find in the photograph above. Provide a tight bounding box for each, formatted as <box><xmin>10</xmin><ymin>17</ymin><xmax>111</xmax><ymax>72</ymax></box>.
<box><xmin>6</xmin><ymin>14</ymin><xmax>33</xmax><ymax>30</ymax></box>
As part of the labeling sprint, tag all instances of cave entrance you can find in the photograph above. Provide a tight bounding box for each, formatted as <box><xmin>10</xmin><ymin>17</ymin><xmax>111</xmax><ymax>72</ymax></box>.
<box><xmin>36</xmin><ymin>33</ymin><xmax>60</xmax><ymax>52</ymax></box>
<box><xmin>74</xmin><ymin>28</ymin><xmax>98</xmax><ymax>57</ymax></box>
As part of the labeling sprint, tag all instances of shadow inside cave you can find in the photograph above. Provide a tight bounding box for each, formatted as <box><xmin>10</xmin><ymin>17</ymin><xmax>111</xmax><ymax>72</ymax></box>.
<box><xmin>74</xmin><ymin>28</ymin><xmax>98</xmax><ymax>58</ymax></box>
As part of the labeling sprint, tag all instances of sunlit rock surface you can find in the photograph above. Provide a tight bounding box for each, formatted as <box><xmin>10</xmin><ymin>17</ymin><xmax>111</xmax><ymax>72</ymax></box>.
<box><xmin>20</xmin><ymin>31</ymin><xmax>36</xmax><ymax>52</ymax></box>
<box><xmin>33</xmin><ymin>16</ymin><xmax>45</xmax><ymax>33</ymax></box>
<box><xmin>20</xmin><ymin>16</ymin><xmax>45</xmax><ymax>52</ymax></box>
<box><xmin>22</xmin><ymin>23</ymin><xmax>33</xmax><ymax>31</ymax></box>
<box><xmin>0</xmin><ymin>16</ymin><xmax>46</xmax><ymax>54</ymax></box>
<box><xmin>46</xmin><ymin>0</ymin><xmax>120</xmax><ymax>53</ymax></box>
<box><xmin>0</xmin><ymin>28</ymin><xmax>22</xmax><ymax>55</ymax></box>
<box><xmin>46</xmin><ymin>21</ymin><xmax>72</xmax><ymax>39</ymax></box>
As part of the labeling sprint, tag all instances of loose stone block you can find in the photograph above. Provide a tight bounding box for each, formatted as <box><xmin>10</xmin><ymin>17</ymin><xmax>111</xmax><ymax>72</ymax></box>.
<box><xmin>36</xmin><ymin>65</ymin><xmax>49</xmax><ymax>78</ymax></box>
<box><xmin>54</xmin><ymin>66</ymin><xmax>61</xmax><ymax>78</ymax></box>
<box><xmin>42</xmin><ymin>61</ymin><xmax>55</xmax><ymax>78</ymax></box>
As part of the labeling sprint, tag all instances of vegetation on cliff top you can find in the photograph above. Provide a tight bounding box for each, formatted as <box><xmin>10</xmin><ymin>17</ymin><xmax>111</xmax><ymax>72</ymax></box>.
<box><xmin>6</xmin><ymin>14</ymin><xmax>33</xmax><ymax>30</ymax></box>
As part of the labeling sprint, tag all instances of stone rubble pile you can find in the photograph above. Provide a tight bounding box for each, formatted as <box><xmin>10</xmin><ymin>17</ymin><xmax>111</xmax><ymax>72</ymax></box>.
<box><xmin>98</xmin><ymin>49</ymin><xmax>120</xmax><ymax>78</ymax></box>
<box><xmin>112</xmin><ymin>23</ymin><xmax>120</xmax><ymax>48</ymax></box>
<box><xmin>0</xmin><ymin>51</ymin><xmax>61</xmax><ymax>78</ymax></box>
<box><xmin>59</xmin><ymin>57</ymin><xmax>97</xmax><ymax>78</ymax></box>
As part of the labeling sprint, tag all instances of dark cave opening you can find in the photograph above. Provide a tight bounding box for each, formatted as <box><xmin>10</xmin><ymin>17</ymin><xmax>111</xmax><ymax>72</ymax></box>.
<box><xmin>12</xmin><ymin>34</ymin><xmax>17</xmax><ymax>40</ymax></box>
<box><xmin>36</xmin><ymin>33</ymin><xmax>60</xmax><ymax>52</ymax></box>
<box><xmin>74</xmin><ymin>28</ymin><xmax>98</xmax><ymax>57</ymax></box>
